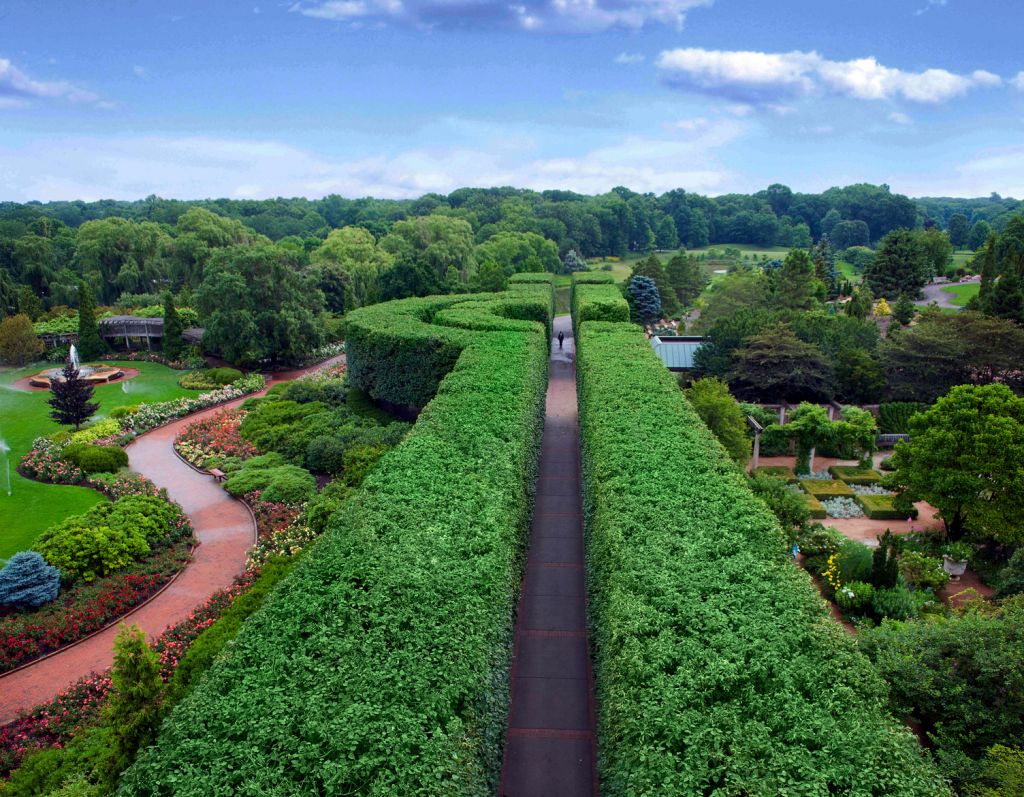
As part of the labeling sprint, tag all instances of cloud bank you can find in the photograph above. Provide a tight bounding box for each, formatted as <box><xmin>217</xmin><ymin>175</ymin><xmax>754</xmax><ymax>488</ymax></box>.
<box><xmin>0</xmin><ymin>57</ymin><xmax>101</xmax><ymax>107</ymax></box>
<box><xmin>291</xmin><ymin>0</ymin><xmax>712</xmax><ymax>31</ymax></box>
<box><xmin>657</xmin><ymin>47</ymin><xmax>1002</xmax><ymax>104</ymax></box>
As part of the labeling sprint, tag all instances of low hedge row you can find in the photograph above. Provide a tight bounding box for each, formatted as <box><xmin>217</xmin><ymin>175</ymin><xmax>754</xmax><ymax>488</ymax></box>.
<box><xmin>576</xmin><ymin>319</ymin><xmax>949</xmax><ymax>796</ymax></box>
<box><xmin>751</xmin><ymin>464</ymin><xmax>798</xmax><ymax>483</ymax></box>
<box><xmin>570</xmin><ymin>271</ymin><xmax>628</xmax><ymax>335</ymax></box>
<box><xmin>800</xmin><ymin>478</ymin><xmax>856</xmax><ymax>499</ymax></box>
<box><xmin>829</xmin><ymin>465</ymin><xmax>883</xmax><ymax>484</ymax></box>
<box><xmin>120</xmin><ymin>284</ymin><xmax>552</xmax><ymax>796</ymax></box>
<box><xmin>804</xmin><ymin>492</ymin><xmax>828</xmax><ymax>519</ymax></box>
<box><xmin>857</xmin><ymin>493</ymin><xmax>919</xmax><ymax>520</ymax></box>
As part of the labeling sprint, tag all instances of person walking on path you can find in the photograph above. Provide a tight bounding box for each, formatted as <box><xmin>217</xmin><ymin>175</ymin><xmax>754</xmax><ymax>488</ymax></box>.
<box><xmin>557</xmin><ymin>330</ymin><xmax>564</xmax><ymax>349</ymax></box>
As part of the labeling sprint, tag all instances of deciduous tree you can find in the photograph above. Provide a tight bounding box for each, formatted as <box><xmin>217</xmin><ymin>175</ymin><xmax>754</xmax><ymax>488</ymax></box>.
<box><xmin>0</xmin><ymin>312</ymin><xmax>43</xmax><ymax>365</ymax></box>
<box><xmin>684</xmin><ymin>377</ymin><xmax>751</xmax><ymax>465</ymax></box>
<box><xmin>727</xmin><ymin>323</ymin><xmax>834</xmax><ymax>403</ymax></box>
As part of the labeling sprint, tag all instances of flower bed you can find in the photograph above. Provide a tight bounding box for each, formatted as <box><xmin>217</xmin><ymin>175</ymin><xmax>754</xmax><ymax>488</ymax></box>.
<box><xmin>821</xmin><ymin>496</ymin><xmax>865</xmax><ymax>518</ymax></box>
<box><xmin>0</xmin><ymin>540</ymin><xmax>192</xmax><ymax>673</ymax></box>
<box><xmin>174</xmin><ymin>409</ymin><xmax>258</xmax><ymax>468</ymax></box>
<box><xmin>243</xmin><ymin>492</ymin><xmax>314</xmax><ymax>570</ymax></box>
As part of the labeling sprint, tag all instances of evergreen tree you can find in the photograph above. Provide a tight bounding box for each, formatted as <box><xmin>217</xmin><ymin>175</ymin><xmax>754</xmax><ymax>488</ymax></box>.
<box><xmin>665</xmin><ymin>251</ymin><xmax>707</xmax><ymax>308</ymax></box>
<box><xmin>0</xmin><ymin>551</ymin><xmax>60</xmax><ymax>609</ymax></box>
<box><xmin>864</xmin><ymin>229</ymin><xmax>929</xmax><ymax>299</ymax></box>
<box><xmin>75</xmin><ymin>282</ymin><xmax>107</xmax><ymax>360</ymax></box>
<box><xmin>810</xmin><ymin>235</ymin><xmax>838</xmax><ymax>295</ymax></box>
<box><xmin>871</xmin><ymin>531</ymin><xmax>899</xmax><ymax>588</ymax></box>
<box><xmin>626</xmin><ymin>275</ymin><xmax>661</xmax><ymax>325</ymax></box>
<box><xmin>892</xmin><ymin>293</ymin><xmax>916</xmax><ymax>325</ymax></box>
<box><xmin>561</xmin><ymin>250</ymin><xmax>587</xmax><ymax>274</ymax></box>
<box><xmin>631</xmin><ymin>254</ymin><xmax>678</xmax><ymax>315</ymax></box>
<box><xmin>104</xmin><ymin>624</ymin><xmax>165</xmax><ymax>780</ymax></box>
<box><xmin>48</xmin><ymin>361</ymin><xmax>99</xmax><ymax>430</ymax></box>
<box><xmin>162</xmin><ymin>292</ymin><xmax>184</xmax><ymax>361</ymax></box>
<box><xmin>773</xmin><ymin>249</ymin><xmax>819</xmax><ymax>311</ymax></box>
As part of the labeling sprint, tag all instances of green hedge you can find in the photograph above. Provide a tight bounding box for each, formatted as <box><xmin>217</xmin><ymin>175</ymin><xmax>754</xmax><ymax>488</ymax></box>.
<box><xmin>120</xmin><ymin>284</ymin><xmax>552</xmax><ymax>796</ymax></box>
<box><xmin>576</xmin><ymin>319</ymin><xmax>949</xmax><ymax>796</ymax></box>
<box><xmin>570</xmin><ymin>271</ymin><xmax>628</xmax><ymax>335</ymax></box>
<box><xmin>857</xmin><ymin>494</ymin><xmax>919</xmax><ymax>520</ymax></box>
<box><xmin>800</xmin><ymin>478</ymin><xmax>856</xmax><ymax>498</ymax></box>
<box><xmin>804</xmin><ymin>492</ymin><xmax>828</xmax><ymax>519</ymax></box>
<box><xmin>750</xmin><ymin>464</ymin><xmax>798</xmax><ymax>483</ymax></box>
<box><xmin>829</xmin><ymin>465</ymin><xmax>883</xmax><ymax>484</ymax></box>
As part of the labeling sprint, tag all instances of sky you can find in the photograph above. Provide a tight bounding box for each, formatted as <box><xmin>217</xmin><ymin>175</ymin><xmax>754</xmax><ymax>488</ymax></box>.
<box><xmin>1</xmin><ymin>0</ymin><xmax>1023</xmax><ymax>202</ymax></box>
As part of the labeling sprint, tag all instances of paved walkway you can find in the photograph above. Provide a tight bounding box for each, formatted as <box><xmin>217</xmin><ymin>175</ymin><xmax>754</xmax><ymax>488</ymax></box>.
<box><xmin>499</xmin><ymin>317</ymin><xmax>597</xmax><ymax>797</ymax></box>
<box><xmin>0</xmin><ymin>355</ymin><xmax>344</xmax><ymax>724</ymax></box>
<box><xmin>915</xmin><ymin>276</ymin><xmax>980</xmax><ymax>310</ymax></box>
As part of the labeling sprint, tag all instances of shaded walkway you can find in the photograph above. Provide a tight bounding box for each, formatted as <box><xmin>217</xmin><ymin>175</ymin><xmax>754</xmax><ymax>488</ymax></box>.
<box><xmin>0</xmin><ymin>355</ymin><xmax>344</xmax><ymax>724</ymax></box>
<box><xmin>500</xmin><ymin>316</ymin><xmax>597</xmax><ymax>797</ymax></box>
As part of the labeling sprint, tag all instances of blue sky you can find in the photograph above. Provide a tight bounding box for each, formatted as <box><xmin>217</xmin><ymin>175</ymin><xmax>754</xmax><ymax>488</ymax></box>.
<box><xmin>1</xmin><ymin>0</ymin><xmax>1022</xmax><ymax>201</ymax></box>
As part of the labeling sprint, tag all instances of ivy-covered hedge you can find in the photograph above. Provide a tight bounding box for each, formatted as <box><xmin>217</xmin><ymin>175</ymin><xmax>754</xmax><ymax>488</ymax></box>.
<box><xmin>570</xmin><ymin>271</ymin><xmax>628</xmax><ymax>334</ymax></box>
<box><xmin>120</xmin><ymin>284</ymin><xmax>552</xmax><ymax>796</ymax></box>
<box><xmin>576</xmin><ymin>319</ymin><xmax>949</xmax><ymax>796</ymax></box>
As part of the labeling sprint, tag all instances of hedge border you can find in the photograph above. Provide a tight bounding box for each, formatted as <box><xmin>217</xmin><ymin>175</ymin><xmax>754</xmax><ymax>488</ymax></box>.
<box><xmin>570</xmin><ymin>271</ymin><xmax>628</xmax><ymax>335</ymax></box>
<box><xmin>120</xmin><ymin>284</ymin><xmax>553</xmax><ymax>796</ymax></box>
<box><xmin>856</xmin><ymin>493</ymin><xmax>919</xmax><ymax>520</ymax></box>
<box><xmin>576</xmin><ymin>319</ymin><xmax>949</xmax><ymax>796</ymax></box>
<box><xmin>829</xmin><ymin>466</ymin><xmax>883</xmax><ymax>485</ymax></box>
<box><xmin>800</xmin><ymin>478</ymin><xmax>857</xmax><ymax>499</ymax></box>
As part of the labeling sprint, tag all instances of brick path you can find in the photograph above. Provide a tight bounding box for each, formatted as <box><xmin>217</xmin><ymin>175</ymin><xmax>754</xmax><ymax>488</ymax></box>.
<box><xmin>0</xmin><ymin>355</ymin><xmax>344</xmax><ymax>724</ymax></box>
<box><xmin>499</xmin><ymin>316</ymin><xmax>597</xmax><ymax>797</ymax></box>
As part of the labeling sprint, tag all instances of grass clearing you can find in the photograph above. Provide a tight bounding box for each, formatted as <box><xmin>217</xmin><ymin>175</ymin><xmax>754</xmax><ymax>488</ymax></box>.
<box><xmin>0</xmin><ymin>361</ymin><xmax>200</xmax><ymax>559</ymax></box>
<box><xmin>941</xmin><ymin>281</ymin><xmax>980</xmax><ymax>306</ymax></box>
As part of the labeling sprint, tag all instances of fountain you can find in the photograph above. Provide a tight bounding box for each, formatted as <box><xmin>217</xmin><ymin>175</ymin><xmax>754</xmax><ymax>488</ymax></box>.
<box><xmin>0</xmin><ymin>438</ymin><xmax>9</xmax><ymax>493</ymax></box>
<box><xmin>28</xmin><ymin>347</ymin><xmax>125</xmax><ymax>388</ymax></box>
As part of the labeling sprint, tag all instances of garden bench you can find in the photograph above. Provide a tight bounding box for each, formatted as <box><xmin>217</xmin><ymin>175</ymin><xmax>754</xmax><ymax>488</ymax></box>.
<box><xmin>208</xmin><ymin>468</ymin><xmax>226</xmax><ymax>482</ymax></box>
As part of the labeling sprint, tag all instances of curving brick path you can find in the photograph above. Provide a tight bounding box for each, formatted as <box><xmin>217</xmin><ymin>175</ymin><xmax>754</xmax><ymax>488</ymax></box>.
<box><xmin>0</xmin><ymin>355</ymin><xmax>344</xmax><ymax>724</ymax></box>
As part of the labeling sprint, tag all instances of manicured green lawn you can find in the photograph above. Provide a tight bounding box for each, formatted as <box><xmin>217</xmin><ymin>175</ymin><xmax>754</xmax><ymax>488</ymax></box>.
<box><xmin>0</xmin><ymin>361</ymin><xmax>200</xmax><ymax>560</ymax></box>
<box><xmin>942</xmin><ymin>281</ymin><xmax>980</xmax><ymax>306</ymax></box>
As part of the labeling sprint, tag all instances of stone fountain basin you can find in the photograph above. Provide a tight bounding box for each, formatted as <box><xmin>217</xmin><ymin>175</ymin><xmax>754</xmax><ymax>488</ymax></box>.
<box><xmin>29</xmin><ymin>364</ymin><xmax>126</xmax><ymax>388</ymax></box>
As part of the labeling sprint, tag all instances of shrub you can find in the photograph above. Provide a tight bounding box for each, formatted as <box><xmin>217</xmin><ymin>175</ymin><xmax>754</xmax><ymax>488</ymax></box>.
<box><xmin>796</xmin><ymin>524</ymin><xmax>845</xmax><ymax>574</ymax></box>
<box><xmin>879</xmin><ymin>401</ymin><xmax>928</xmax><ymax>434</ymax></box>
<box><xmin>178</xmin><ymin>367</ymin><xmax>244</xmax><ymax>390</ymax></box>
<box><xmin>224</xmin><ymin>455</ymin><xmax>317</xmax><ymax>505</ymax></box>
<box><xmin>829</xmin><ymin>465</ymin><xmax>882</xmax><ymax>484</ymax></box>
<box><xmin>748</xmin><ymin>476</ymin><xmax>810</xmax><ymax>540</ymax></box>
<box><xmin>749</xmin><ymin>464</ymin><xmax>797</xmax><ymax>481</ymax></box>
<box><xmin>858</xmin><ymin>493</ymin><xmax>918</xmax><ymax>520</ymax></box>
<box><xmin>33</xmin><ymin>496</ymin><xmax>187</xmax><ymax>583</ymax></box>
<box><xmin>899</xmin><ymin>551</ymin><xmax>950</xmax><ymax>592</ymax></box>
<box><xmin>62</xmin><ymin>443</ymin><xmax>128</xmax><ymax>474</ymax></box>
<box><xmin>69</xmin><ymin>419</ymin><xmax>122</xmax><ymax>445</ymax></box>
<box><xmin>800</xmin><ymin>478</ymin><xmax>856</xmax><ymax>498</ymax></box>
<box><xmin>835</xmin><ymin>538</ymin><xmax>874</xmax><ymax>584</ymax></box>
<box><xmin>872</xmin><ymin>585</ymin><xmax>919</xmax><ymax>620</ymax></box>
<box><xmin>0</xmin><ymin>552</ymin><xmax>61</xmax><ymax>609</ymax></box>
<box><xmin>994</xmin><ymin>549</ymin><xmax>1024</xmax><ymax>599</ymax></box>
<box><xmin>575</xmin><ymin>319</ymin><xmax>947</xmax><ymax>795</ymax></box>
<box><xmin>110</xmin><ymin>404</ymin><xmax>140</xmax><ymax>419</ymax></box>
<box><xmin>879</xmin><ymin>455</ymin><xmax>895</xmax><ymax>471</ymax></box>
<box><xmin>121</xmin><ymin>284</ymin><xmax>552</xmax><ymax>796</ymax></box>
<box><xmin>836</xmin><ymin>580</ymin><xmax>875</xmax><ymax>615</ymax></box>
<box><xmin>304</xmin><ymin>434</ymin><xmax>347</xmax><ymax>475</ymax></box>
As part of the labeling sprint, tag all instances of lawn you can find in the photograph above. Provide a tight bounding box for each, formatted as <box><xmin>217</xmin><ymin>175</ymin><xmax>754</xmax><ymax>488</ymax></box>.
<box><xmin>0</xmin><ymin>361</ymin><xmax>201</xmax><ymax>560</ymax></box>
<box><xmin>941</xmin><ymin>281</ymin><xmax>980</xmax><ymax>306</ymax></box>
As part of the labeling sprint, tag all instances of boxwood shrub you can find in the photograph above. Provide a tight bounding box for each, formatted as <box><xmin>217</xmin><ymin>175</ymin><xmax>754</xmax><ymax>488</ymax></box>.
<box><xmin>829</xmin><ymin>465</ymin><xmax>882</xmax><ymax>484</ymax></box>
<box><xmin>800</xmin><ymin>478</ymin><xmax>856</xmax><ymax>498</ymax></box>
<box><xmin>804</xmin><ymin>491</ymin><xmax>828</xmax><ymax>519</ymax></box>
<box><xmin>120</xmin><ymin>283</ymin><xmax>552</xmax><ymax>796</ymax></box>
<box><xmin>576</xmin><ymin>319</ymin><xmax>949</xmax><ymax>796</ymax></box>
<box><xmin>751</xmin><ymin>464</ymin><xmax>798</xmax><ymax>482</ymax></box>
<box><xmin>857</xmin><ymin>493</ymin><xmax>920</xmax><ymax>520</ymax></box>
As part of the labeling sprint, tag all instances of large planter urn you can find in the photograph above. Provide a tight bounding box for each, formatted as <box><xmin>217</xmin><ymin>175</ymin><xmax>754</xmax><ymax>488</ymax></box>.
<box><xmin>943</xmin><ymin>555</ymin><xmax>968</xmax><ymax>581</ymax></box>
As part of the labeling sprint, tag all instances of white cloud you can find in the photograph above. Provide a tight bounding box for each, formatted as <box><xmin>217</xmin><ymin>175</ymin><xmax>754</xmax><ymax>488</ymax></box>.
<box><xmin>1012</xmin><ymin>71</ymin><xmax>1024</xmax><ymax>91</ymax></box>
<box><xmin>132</xmin><ymin>65</ymin><xmax>147</xmax><ymax>78</ymax></box>
<box><xmin>0</xmin><ymin>56</ymin><xmax>102</xmax><ymax>106</ymax></box>
<box><xmin>292</xmin><ymin>0</ymin><xmax>713</xmax><ymax>31</ymax></box>
<box><xmin>0</xmin><ymin>122</ymin><xmax>743</xmax><ymax>201</ymax></box>
<box><xmin>614</xmin><ymin>52</ymin><xmax>645</xmax><ymax>65</ymax></box>
<box><xmin>889</xmin><ymin>111</ymin><xmax>912</xmax><ymax>125</ymax></box>
<box><xmin>915</xmin><ymin>0</ymin><xmax>946</xmax><ymax>15</ymax></box>
<box><xmin>657</xmin><ymin>47</ymin><xmax>1003</xmax><ymax>105</ymax></box>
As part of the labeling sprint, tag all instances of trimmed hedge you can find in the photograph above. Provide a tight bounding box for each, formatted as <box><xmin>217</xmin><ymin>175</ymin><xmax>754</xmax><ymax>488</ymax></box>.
<box><xmin>751</xmin><ymin>464</ymin><xmax>798</xmax><ymax>483</ymax></box>
<box><xmin>857</xmin><ymin>494</ymin><xmax>919</xmax><ymax>520</ymax></box>
<box><xmin>829</xmin><ymin>465</ymin><xmax>883</xmax><ymax>484</ymax></box>
<box><xmin>120</xmin><ymin>284</ymin><xmax>552</xmax><ymax>796</ymax></box>
<box><xmin>800</xmin><ymin>478</ymin><xmax>856</xmax><ymax>499</ymax></box>
<box><xmin>570</xmin><ymin>271</ymin><xmax>628</xmax><ymax>334</ymax></box>
<box><xmin>804</xmin><ymin>492</ymin><xmax>828</xmax><ymax>519</ymax></box>
<box><xmin>576</xmin><ymin>319</ymin><xmax>949</xmax><ymax>796</ymax></box>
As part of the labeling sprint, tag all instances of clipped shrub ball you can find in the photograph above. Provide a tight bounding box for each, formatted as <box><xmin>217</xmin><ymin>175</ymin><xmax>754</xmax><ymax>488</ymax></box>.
<box><xmin>63</xmin><ymin>443</ymin><xmax>129</xmax><ymax>474</ymax></box>
<box><xmin>225</xmin><ymin>455</ymin><xmax>317</xmax><ymax>505</ymax></box>
<box><xmin>305</xmin><ymin>435</ymin><xmax>347</xmax><ymax>475</ymax></box>
<box><xmin>0</xmin><ymin>551</ymin><xmax>61</xmax><ymax>609</ymax></box>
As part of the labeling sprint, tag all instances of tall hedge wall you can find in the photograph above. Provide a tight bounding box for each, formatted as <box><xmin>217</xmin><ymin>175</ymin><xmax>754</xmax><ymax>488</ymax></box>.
<box><xmin>576</xmin><ymin>319</ymin><xmax>950</xmax><ymax>796</ymax></box>
<box><xmin>571</xmin><ymin>271</ymin><xmax>629</xmax><ymax>334</ymax></box>
<box><xmin>120</xmin><ymin>285</ymin><xmax>552</xmax><ymax>796</ymax></box>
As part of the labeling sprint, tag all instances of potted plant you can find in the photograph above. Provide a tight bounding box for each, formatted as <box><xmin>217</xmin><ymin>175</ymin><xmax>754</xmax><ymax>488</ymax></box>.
<box><xmin>942</xmin><ymin>542</ymin><xmax>972</xmax><ymax>581</ymax></box>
